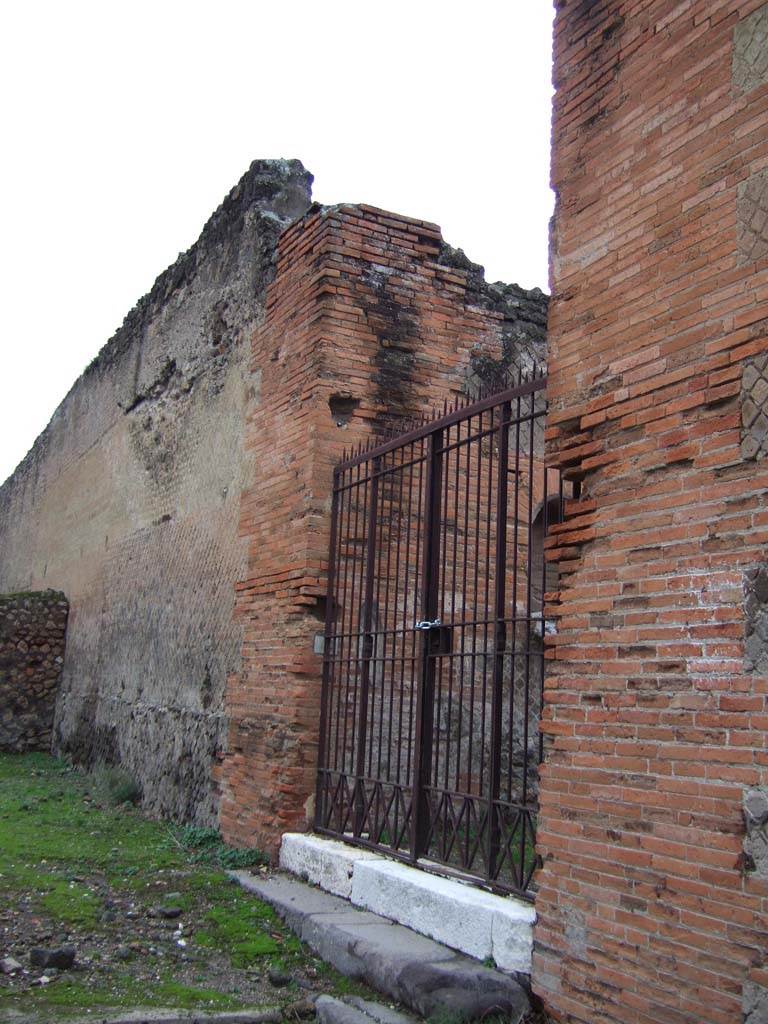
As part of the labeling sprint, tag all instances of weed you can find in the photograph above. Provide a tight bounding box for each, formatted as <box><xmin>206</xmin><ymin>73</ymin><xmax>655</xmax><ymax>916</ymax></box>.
<box><xmin>175</xmin><ymin>823</ymin><xmax>269</xmax><ymax>870</ymax></box>
<box><xmin>90</xmin><ymin>763</ymin><xmax>142</xmax><ymax>806</ymax></box>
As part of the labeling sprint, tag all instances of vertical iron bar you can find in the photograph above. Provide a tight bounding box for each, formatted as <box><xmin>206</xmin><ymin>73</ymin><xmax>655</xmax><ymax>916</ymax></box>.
<box><xmin>315</xmin><ymin>468</ymin><xmax>341</xmax><ymax>828</ymax></box>
<box><xmin>342</xmin><ymin>462</ymin><xmax>364</xmax><ymax>787</ymax></box>
<box><xmin>446</xmin><ymin>420</ymin><xmax>461</xmax><ymax>794</ymax></box>
<box><xmin>374</xmin><ymin>451</ymin><xmax>389</xmax><ymax>785</ymax></box>
<box><xmin>507</xmin><ymin>391</ymin><xmax>523</xmax><ymax>803</ymax></box>
<box><xmin>382</xmin><ymin>449</ymin><xmax>398</xmax><ymax>783</ymax></box>
<box><xmin>407</xmin><ymin>440</ymin><xmax>426</xmax><ymax>785</ymax></box>
<box><xmin>435</xmin><ymin>424</ymin><xmax>450</xmax><ymax>863</ymax></box>
<box><xmin>487</xmin><ymin>401</ymin><xmax>511</xmax><ymax>882</ymax></box>
<box><xmin>334</xmin><ymin>467</ymin><xmax>354</xmax><ymax>829</ymax></box>
<box><xmin>398</xmin><ymin>442</ymin><xmax>416</xmax><ymax>787</ymax></box>
<box><xmin>411</xmin><ymin>429</ymin><xmax>443</xmax><ymax>861</ymax></box>
<box><xmin>457</xmin><ymin>414</ymin><xmax>473</xmax><ymax>867</ymax></box>
<box><xmin>479</xmin><ymin>409</ymin><xmax>496</xmax><ymax>794</ymax></box>
<box><xmin>354</xmin><ymin>457</ymin><xmax>380</xmax><ymax>836</ymax></box>
<box><xmin>468</xmin><ymin>412</ymin><xmax>483</xmax><ymax>799</ymax></box>
<box><xmin>331</xmin><ymin>468</ymin><xmax>349</xmax><ymax>776</ymax></box>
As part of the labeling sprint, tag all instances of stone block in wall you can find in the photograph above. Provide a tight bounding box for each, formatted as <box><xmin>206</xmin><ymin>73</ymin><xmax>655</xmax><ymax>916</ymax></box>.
<box><xmin>742</xmin><ymin>354</ymin><xmax>768</xmax><ymax>461</ymax></box>
<box><xmin>0</xmin><ymin>590</ymin><xmax>68</xmax><ymax>753</ymax></box>
<box><xmin>737</xmin><ymin>169</ymin><xmax>768</xmax><ymax>267</ymax></box>
<box><xmin>743</xmin><ymin>787</ymin><xmax>768</xmax><ymax>880</ymax></box>
<box><xmin>743</xmin><ymin>979</ymin><xmax>768</xmax><ymax>1024</ymax></box>
<box><xmin>733</xmin><ymin>4</ymin><xmax>768</xmax><ymax>95</ymax></box>
<box><xmin>0</xmin><ymin>159</ymin><xmax>313</xmax><ymax>825</ymax></box>
<box><xmin>540</xmin><ymin>3</ymin><xmax>768</xmax><ymax>1021</ymax></box>
<box><xmin>745</xmin><ymin>564</ymin><xmax>768</xmax><ymax>676</ymax></box>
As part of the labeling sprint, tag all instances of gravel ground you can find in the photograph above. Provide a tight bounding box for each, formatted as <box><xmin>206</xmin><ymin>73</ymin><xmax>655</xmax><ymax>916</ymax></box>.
<box><xmin>0</xmin><ymin>864</ymin><xmax>330</xmax><ymax>1018</ymax></box>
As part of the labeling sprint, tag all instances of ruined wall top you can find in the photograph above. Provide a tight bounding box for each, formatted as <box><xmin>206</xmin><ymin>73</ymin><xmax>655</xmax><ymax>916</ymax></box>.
<box><xmin>81</xmin><ymin>158</ymin><xmax>314</xmax><ymax>381</ymax></box>
<box><xmin>1</xmin><ymin>158</ymin><xmax>314</xmax><ymax>495</ymax></box>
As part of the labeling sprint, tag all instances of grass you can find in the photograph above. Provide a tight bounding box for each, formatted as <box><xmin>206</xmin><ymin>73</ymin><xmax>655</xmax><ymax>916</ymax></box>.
<box><xmin>0</xmin><ymin>752</ymin><xmax>181</xmax><ymax>894</ymax></box>
<box><xmin>0</xmin><ymin>752</ymin><xmax>371</xmax><ymax>1021</ymax></box>
<box><xmin>40</xmin><ymin>880</ymin><xmax>101</xmax><ymax>928</ymax></box>
<box><xmin>12</xmin><ymin>974</ymin><xmax>246</xmax><ymax>1013</ymax></box>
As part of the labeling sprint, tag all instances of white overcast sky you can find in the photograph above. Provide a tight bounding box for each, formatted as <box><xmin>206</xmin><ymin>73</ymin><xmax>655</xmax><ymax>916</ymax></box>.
<box><xmin>0</xmin><ymin>1</ymin><xmax>555</xmax><ymax>487</ymax></box>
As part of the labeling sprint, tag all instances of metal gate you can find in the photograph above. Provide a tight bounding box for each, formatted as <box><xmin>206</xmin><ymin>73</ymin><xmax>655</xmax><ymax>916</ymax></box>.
<box><xmin>314</xmin><ymin>372</ymin><xmax>562</xmax><ymax>898</ymax></box>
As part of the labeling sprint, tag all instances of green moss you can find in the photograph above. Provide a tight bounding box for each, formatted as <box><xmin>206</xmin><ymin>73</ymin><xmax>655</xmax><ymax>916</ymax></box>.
<box><xmin>195</xmin><ymin>899</ymin><xmax>285</xmax><ymax>967</ymax></box>
<box><xmin>151</xmin><ymin>979</ymin><xmax>244</xmax><ymax>1009</ymax></box>
<box><xmin>40</xmin><ymin>880</ymin><xmax>100</xmax><ymax>927</ymax></box>
<box><xmin>0</xmin><ymin>589</ymin><xmax>67</xmax><ymax>604</ymax></box>
<box><xmin>313</xmin><ymin>959</ymin><xmax>374</xmax><ymax>1000</ymax></box>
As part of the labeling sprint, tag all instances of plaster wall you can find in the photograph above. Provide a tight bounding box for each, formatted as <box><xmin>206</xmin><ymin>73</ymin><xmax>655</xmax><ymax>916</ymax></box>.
<box><xmin>0</xmin><ymin>160</ymin><xmax>313</xmax><ymax>822</ymax></box>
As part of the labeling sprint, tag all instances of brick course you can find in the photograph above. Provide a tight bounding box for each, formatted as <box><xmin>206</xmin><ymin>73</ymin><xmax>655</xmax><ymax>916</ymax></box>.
<box><xmin>537</xmin><ymin>2</ymin><xmax>768</xmax><ymax>1022</ymax></box>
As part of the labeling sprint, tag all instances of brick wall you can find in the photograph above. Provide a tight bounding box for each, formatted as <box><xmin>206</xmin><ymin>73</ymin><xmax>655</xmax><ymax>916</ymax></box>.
<box><xmin>536</xmin><ymin>2</ymin><xmax>768</xmax><ymax>1022</ymax></box>
<box><xmin>217</xmin><ymin>203</ymin><xmax>547</xmax><ymax>853</ymax></box>
<box><xmin>0</xmin><ymin>591</ymin><xmax>68</xmax><ymax>753</ymax></box>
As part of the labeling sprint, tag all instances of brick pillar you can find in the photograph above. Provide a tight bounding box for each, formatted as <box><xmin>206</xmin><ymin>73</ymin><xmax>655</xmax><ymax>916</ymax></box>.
<box><xmin>536</xmin><ymin>3</ymin><xmax>768</xmax><ymax>1023</ymax></box>
<box><xmin>216</xmin><ymin>204</ymin><xmax>547</xmax><ymax>855</ymax></box>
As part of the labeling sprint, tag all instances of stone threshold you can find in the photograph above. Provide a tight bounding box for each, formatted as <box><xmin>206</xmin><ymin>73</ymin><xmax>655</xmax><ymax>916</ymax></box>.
<box><xmin>230</xmin><ymin>871</ymin><xmax>530</xmax><ymax>1023</ymax></box>
<box><xmin>278</xmin><ymin>832</ymin><xmax>535</xmax><ymax>975</ymax></box>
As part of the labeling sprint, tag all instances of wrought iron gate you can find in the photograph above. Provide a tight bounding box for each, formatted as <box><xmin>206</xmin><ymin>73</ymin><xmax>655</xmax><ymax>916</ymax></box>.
<box><xmin>314</xmin><ymin>372</ymin><xmax>562</xmax><ymax>898</ymax></box>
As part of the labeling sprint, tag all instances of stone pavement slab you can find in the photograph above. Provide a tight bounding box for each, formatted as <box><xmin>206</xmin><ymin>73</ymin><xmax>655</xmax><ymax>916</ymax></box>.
<box><xmin>231</xmin><ymin>871</ymin><xmax>530</xmax><ymax>1022</ymax></box>
<box><xmin>315</xmin><ymin>995</ymin><xmax>416</xmax><ymax>1024</ymax></box>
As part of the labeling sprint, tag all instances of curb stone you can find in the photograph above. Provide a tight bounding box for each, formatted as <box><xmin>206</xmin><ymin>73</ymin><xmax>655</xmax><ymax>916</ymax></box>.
<box><xmin>230</xmin><ymin>872</ymin><xmax>530</xmax><ymax>1023</ymax></box>
<box><xmin>62</xmin><ymin>1011</ymin><xmax>284</xmax><ymax>1024</ymax></box>
<box><xmin>315</xmin><ymin>995</ymin><xmax>416</xmax><ymax>1024</ymax></box>
<box><xmin>342</xmin><ymin>995</ymin><xmax>417</xmax><ymax>1024</ymax></box>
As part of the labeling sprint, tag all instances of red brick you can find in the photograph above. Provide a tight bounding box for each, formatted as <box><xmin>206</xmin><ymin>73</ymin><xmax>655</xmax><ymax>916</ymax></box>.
<box><xmin>537</xmin><ymin>2</ymin><xmax>768</xmax><ymax>1022</ymax></box>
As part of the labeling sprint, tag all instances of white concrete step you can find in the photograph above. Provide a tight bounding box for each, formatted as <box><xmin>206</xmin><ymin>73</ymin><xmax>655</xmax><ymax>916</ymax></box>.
<box><xmin>279</xmin><ymin>832</ymin><xmax>535</xmax><ymax>975</ymax></box>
